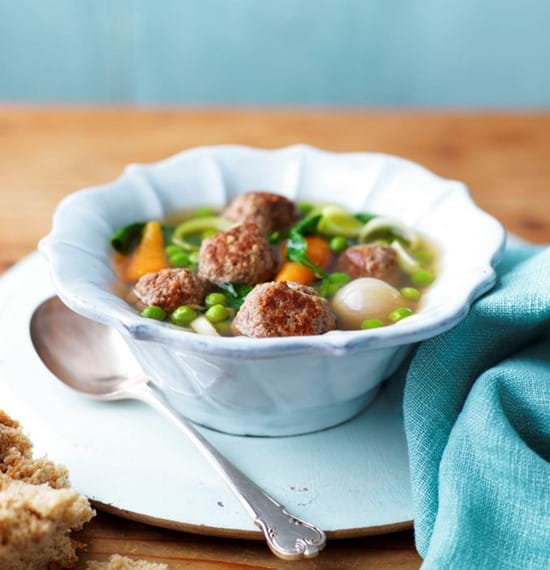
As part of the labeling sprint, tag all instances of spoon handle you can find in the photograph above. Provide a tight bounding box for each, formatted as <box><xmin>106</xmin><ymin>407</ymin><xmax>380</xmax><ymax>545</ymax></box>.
<box><xmin>134</xmin><ymin>382</ymin><xmax>326</xmax><ymax>561</ymax></box>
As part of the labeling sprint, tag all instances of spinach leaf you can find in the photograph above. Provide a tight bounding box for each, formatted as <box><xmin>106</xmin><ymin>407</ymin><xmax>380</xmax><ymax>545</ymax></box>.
<box><xmin>110</xmin><ymin>222</ymin><xmax>145</xmax><ymax>254</ymax></box>
<box><xmin>293</xmin><ymin>213</ymin><xmax>323</xmax><ymax>236</ymax></box>
<box><xmin>354</xmin><ymin>212</ymin><xmax>377</xmax><ymax>224</ymax></box>
<box><xmin>162</xmin><ymin>224</ymin><xmax>175</xmax><ymax>245</ymax></box>
<box><xmin>218</xmin><ymin>283</ymin><xmax>254</xmax><ymax>308</ymax></box>
<box><xmin>285</xmin><ymin>214</ymin><xmax>328</xmax><ymax>279</ymax></box>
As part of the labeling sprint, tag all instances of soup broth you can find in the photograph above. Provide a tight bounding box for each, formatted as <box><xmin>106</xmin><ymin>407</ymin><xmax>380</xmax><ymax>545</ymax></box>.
<box><xmin>110</xmin><ymin>194</ymin><xmax>436</xmax><ymax>337</ymax></box>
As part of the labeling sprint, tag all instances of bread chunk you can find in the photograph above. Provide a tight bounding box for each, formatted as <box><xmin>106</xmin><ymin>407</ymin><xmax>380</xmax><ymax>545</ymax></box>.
<box><xmin>87</xmin><ymin>554</ymin><xmax>168</xmax><ymax>569</ymax></box>
<box><xmin>0</xmin><ymin>410</ymin><xmax>95</xmax><ymax>569</ymax></box>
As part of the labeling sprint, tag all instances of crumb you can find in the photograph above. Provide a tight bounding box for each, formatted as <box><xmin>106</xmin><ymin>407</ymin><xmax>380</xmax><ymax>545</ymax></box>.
<box><xmin>87</xmin><ymin>554</ymin><xmax>168</xmax><ymax>569</ymax></box>
<box><xmin>0</xmin><ymin>410</ymin><xmax>95</xmax><ymax>569</ymax></box>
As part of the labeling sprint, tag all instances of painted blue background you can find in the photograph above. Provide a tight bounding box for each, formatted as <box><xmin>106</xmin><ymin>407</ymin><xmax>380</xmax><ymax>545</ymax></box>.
<box><xmin>1</xmin><ymin>1</ymin><xmax>549</xmax><ymax>106</ymax></box>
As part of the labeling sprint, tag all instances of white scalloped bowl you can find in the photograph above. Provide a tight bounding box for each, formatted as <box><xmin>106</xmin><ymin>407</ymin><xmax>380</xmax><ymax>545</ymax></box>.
<box><xmin>40</xmin><ymin>145</ymin><xmax>505</xmax><ymax>436</ymax></box>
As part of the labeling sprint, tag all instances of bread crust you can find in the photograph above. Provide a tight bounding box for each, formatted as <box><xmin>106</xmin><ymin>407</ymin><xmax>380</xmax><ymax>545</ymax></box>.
<box><xmin>0</xmin><ymin>410</ymin><xmax>95</xmax><ymax>570</ymax></box>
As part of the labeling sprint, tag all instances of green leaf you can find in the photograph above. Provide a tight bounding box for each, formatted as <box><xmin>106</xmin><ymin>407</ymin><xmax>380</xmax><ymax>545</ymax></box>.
<box><xmin>284</xmin><ymin>214</ymin><xmax>328</xmax><ymax>278</ymax></box>
<box><xmin>162</xmin><ymin>224</ymin><xmax>174</xmax><ymax>245</ymax></box>
<box><xmin>218</xmin><ymin>283</ymin><xmax>254</xmax><ymax>308</ymax></box>
<box><xmin>110</xmin><ymin>222</ymin><xmax>146</xmax><ymax>254</ymax></box>
<box><xmin>286</xmin><ymin>230</ymin><xmax>328</xmax><ymax>279</ymax></box>
<box><xmin>354</xmin><ymin>212</ymin><xmax>377</xmax><ymax>224</ymax></box>
<box><xmin>292</xmin><ymin>213</ymin><xmax>322</xmax><ymax>236</ymax></box>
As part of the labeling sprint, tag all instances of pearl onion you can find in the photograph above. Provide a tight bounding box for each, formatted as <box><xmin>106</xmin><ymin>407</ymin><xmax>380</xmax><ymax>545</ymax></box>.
<box><xmin>331</xmin><ymin>277</ymin><xmax>401</xmax><ymax>329</ymax></box>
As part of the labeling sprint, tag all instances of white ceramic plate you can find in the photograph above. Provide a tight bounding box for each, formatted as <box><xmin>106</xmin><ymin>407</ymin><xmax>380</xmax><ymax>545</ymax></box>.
<box><xmin>0</xmin><ymin>253</ymin><xmax>413</xmax><ymax>538</ymax></box>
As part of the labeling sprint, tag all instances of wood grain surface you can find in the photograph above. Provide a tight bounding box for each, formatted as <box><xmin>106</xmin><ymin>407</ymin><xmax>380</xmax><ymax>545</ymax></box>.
<box><xmin>0</xmin><ymin>108</ymin><xmax>548</xmax><ymax>569</ymax></box>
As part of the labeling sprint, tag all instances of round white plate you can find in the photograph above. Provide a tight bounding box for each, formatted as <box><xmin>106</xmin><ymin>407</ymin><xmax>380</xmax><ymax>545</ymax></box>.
<box><xmin>0</xmin><ymin>253</ymin><xmax>413</xmax><ymax>538</ymax></box>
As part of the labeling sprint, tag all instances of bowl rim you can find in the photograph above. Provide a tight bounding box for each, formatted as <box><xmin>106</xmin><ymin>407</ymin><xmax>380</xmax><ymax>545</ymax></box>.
<box><xmin>40</xmin><ymin>144</ymin><xmax>506</xmax><ymax>358</ymax></box>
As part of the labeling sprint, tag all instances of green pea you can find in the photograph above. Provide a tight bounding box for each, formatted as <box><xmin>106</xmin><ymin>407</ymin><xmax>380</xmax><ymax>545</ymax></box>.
<box><xmin>329</xmin><ymin>236</ymin><xmax>349</xmax><ymax>253</ymax></box>
<box><xmin>268</xmin><ymin>231</ymin><xmax>281</xmax><ymax>245</ymax></box>
<box><xmin>193</xmin><ymin>207</ymin><xmax>216</xmax><ymax>218</ymax></box>
<box><xmin>215</xmin><ymin>321</ymin><xmax>233</xmax><ymax>336</ymax></box>
<box><xmin>170</xmin><ymin>305</ymin><xmax>197</xmax><ymax>326</ymax></box>
<box><xmin>140</xmin><ymin>306</ymin><xmax>166</xmax><ymax>321</ymax></box>
<box><xmin>298</xmin><ymin>202</ymin><xmax>314</xmax><ymax>216</ymax></box>
<box><xmin>201</xmin><ymin>229</ymin><xmax>218</xmax><ymax>239</ymax></box>
<box><xmin>318</xmin><ymin>281</ymin><xmax>330</xmax><ymax>298</ymax></box>
<box><xmin>169</xmin><ymin>252</ymin><xmax>189</xmax><ymax>268</ymax></box>
<box><xmin>412</xmin><ymin>270</ymin><xmax>435</xmax><ymax>287</ymax></box>
<box><xmin>205</xmin><ymin>292</ymin><xmax>228</xmax><ymax>308</ymax></box>
<box><xmin>205</xmin><ymin>304</ymin><xmax>230</xmax><ymax>323</ymax></box>
<box><xmin>400</xmin><ymin>287</ymin><xmax>421</xmax><ymax>301</ymax></box>
<box><xmin>326</xmin><ymin>283</ymin><xmax>345</xmax><ymax>296</ymax></box>
<box><xmin>165</xmin><ymin>244</ymin><xmax>183</xmax><ymax>256</ymax></box>
<box><xmin>361</xmin><ymin>318</ymin><xmax>385</xmax><ymax>329</ymax></box>
<box><xmin>188</xmin><ymin>251</ymin><xmax>200</xmax><ymax>265</ymax></box>
<box><xmin>328</xmin><ymin>272</ymin><xmax>351</xmax><ymax>284</ymax></box>
<box><xmin>388</xmin><ymin>307</ymin><xmax>414</xmax><ymax>323</ymax></box>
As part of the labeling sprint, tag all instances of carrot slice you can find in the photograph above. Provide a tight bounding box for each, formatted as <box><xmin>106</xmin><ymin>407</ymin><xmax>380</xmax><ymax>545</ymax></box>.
<box><xmin>304</xmin><ymin>236</ymin><xmax>331</xmax><ymax>268</ymax></box>
<box><xmin>275</xmin><ymin>261</ymin><xmax>315</xmax><ymax>284</ymax></box>
<box><xmin>125</xmin><ymin>221</ymin><xmax>168</xmax><ymax>281</ymax></box>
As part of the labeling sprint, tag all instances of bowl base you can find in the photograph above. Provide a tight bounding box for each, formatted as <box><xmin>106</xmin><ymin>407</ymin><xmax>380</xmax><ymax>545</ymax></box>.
<box><xmin>181</xmin><ymin>385</ymin><xmax>382</xmax><ymax>437</ymax></box>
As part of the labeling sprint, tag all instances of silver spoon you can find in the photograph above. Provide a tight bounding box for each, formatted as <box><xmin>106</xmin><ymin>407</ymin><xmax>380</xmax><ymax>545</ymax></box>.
<box><xmin>30</xmin><ymin>296</ymin><xmax>326</xmax><ymax>561</ymax></box>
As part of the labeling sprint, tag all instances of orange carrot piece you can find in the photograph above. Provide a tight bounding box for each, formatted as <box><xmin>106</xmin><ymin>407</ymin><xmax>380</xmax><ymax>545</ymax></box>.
<box><xmin>304</xmin><ymin>236</ymin><xmax>331</xmax><ymax>268</ymax></box>
<box><xmin>125</xmin><ymin>221</ymin><xmax>168</xmax><ymax>281</ymax></box>
<box><xmin>275</xmin><ymin>261</ymin><xmax>315</xmax><ymax>284</ymax></box>
<box><xmin>275</xmin><ymin>236</ymin><xmax>331</xmax><ymax>284</ymax></box>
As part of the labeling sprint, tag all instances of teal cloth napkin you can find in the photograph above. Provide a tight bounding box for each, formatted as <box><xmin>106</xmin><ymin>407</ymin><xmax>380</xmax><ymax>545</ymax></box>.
<box><xmin>403</xmin><ymin>245</ymin><xmax>550</xmax><ymax>569</ymax></box>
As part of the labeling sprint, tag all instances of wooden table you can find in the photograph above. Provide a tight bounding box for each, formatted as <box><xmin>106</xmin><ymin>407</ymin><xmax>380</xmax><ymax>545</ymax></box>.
<box><xmin>0</xmin><ymin>109</ymin><xmax>548</xmax><ymax>569</ymax></box>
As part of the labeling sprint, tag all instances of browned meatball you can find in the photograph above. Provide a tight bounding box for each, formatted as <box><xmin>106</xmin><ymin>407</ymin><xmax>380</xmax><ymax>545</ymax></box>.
<box><xmin>223</xmin><ymin>191</ymin><xmax>299</xmax><ymax>233</ymax></box>
<box><xmin>232</xmin><ymin>281</ymin><xmax>337</xmax><ymax>338</ymax></box>
<box><xmin>133</xmin><ymin>268</ymin><xmax>209</xmax><ymax>313</ymax></box>
<box><xmin>198</xmin><ymin>223</ymin><xmax>277</xmax><ymax>286</ymax></box>
<box><xmin>336</xmin><ymin>244</ymin><xmax>398</xmax><ymax>281</ymax></box>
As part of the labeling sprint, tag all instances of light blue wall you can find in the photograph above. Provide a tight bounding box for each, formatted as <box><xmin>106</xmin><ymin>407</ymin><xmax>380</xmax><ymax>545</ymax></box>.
<box><xmin>1</xmin><ymin>1</ymin><xmax>549</xmax><ymax>106</ymax></box>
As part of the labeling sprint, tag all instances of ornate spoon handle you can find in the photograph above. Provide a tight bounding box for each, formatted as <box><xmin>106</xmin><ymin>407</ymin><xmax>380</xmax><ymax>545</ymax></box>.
<box><xmin>136</xmin><ymin>382</ymin><xmax>326</xmax><ymax>560</ymax></box>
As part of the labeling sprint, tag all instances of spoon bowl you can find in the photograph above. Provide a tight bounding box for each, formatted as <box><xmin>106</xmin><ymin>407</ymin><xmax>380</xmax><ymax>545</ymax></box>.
<box><xmin>30</xmin><ymin>296</ymin><xmax>144</xmax><ymax>399</ymax></box>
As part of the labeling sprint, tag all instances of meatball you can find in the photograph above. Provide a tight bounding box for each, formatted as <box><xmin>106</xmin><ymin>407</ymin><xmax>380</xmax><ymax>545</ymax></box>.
<box><xmin>232</xmin><ymin>281</ymin><xmax>337</xmax><ymax>338</ymax></box>
<box><xmin>198</xmin><ymin>223</ymin><xmax>276</xmax><ymax>286</ymax></box>
<box><xmin>336</xmin><ymin>244</ymin><xmax>398</xmax><ymax>282</ymax></box>
<box><xmin>223</xmin><ymin>191</ymin><xmax>299</xmax><ymax>233</ymax></box>
<box><xmin>133</xmin><ymin>268</ymin><xmax>209</xmax><ymax>313</ymax></box>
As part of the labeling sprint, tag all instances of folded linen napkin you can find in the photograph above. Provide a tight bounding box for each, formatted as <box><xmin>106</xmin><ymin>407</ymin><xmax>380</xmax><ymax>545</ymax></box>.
<box><xmin>403</xmin><ymin>245</ymin><xmax>550</xmax><ymax>569</ymax></box>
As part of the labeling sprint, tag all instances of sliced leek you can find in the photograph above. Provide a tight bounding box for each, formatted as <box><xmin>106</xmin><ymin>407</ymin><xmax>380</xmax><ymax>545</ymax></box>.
<box><xmin>317</xmin><ymin>205</ymin><xmax>364</xmax><ymax>238</ymax></box>
<box><xmin>358</xmin><ymin>216</ymin><xmax>419</xmax><ymax>248</ymax></box>
<box><xmin>390</xmin><ymin>240</ymin><xmax>422</xmax><ymax>275</ymax></box>
<box><xmin>190</xmin><ymin>315</ymin><xmax>220</xmax><ymax>336</ymax></box>
<box><xmin>172</xmin><ymin>216</ymin><xmax>233</xmax><ymax>251</ymax></box>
